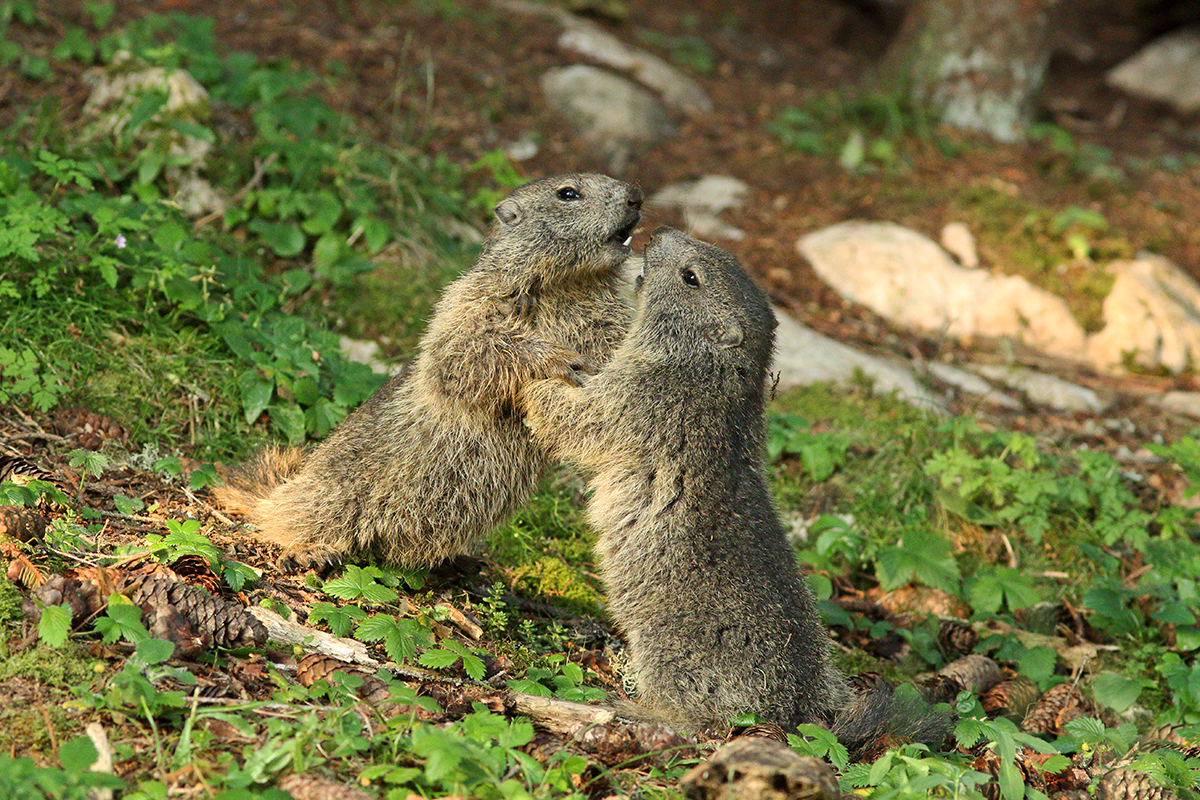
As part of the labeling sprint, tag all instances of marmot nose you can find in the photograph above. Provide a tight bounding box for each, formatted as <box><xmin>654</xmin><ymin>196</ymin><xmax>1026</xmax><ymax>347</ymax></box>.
<box><xmin>628</xmin><ymin>186</ymin><xmax>644</xmax><ymax>209</ymax></box>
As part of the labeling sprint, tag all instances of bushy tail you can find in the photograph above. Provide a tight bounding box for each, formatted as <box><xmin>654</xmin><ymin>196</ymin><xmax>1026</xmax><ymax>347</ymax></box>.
<box><xmin>212</xmin><ymin>445</ymin><xmax>307</xmax><ymax>516</ymax></box>
<box><xmin>830</xmin><ymin>674</ymin><xmax>953</xmax><ymax>760</ymax></box>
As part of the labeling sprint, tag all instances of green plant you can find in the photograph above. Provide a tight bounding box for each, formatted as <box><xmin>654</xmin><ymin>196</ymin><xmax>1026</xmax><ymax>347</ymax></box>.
<box><xmin>506</xmin><ymin>655</ymin><xmax>605</xmax><ymax>703</ymax></box>
<box><xmin>0</xmin><ymin>736</ymin><xmax>125</xmax><ymax>800</ymax></box>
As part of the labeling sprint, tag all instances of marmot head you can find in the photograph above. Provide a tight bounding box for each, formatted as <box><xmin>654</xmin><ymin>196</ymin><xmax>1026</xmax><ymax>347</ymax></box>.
<box><xmin>490</xmin><ymin>173</ymin><xmax>643</xmax><ymax>281</ymax></box>
<box><xmin>635</xmin><ymin>227</ymin><xmax>776</xmax><ymax>376</ymax></box>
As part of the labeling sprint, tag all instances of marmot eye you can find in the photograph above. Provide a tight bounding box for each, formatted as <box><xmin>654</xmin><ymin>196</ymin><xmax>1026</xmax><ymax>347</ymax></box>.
<box><xmin>681</xmin><ymin>267</ymin><xmax>700</xmax><ymax>287</ymax></box>
<box><xmin>556</xmin><ymin>187</ymin><xmax>581</xmax><ymax>201</ymax></box>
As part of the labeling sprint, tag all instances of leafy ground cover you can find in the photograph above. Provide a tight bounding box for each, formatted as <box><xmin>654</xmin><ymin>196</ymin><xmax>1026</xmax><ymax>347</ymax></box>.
<box><xmin>3</xmin><ymin>1</ymin><xmax>1200</xmax><ymax>798</ymax></box>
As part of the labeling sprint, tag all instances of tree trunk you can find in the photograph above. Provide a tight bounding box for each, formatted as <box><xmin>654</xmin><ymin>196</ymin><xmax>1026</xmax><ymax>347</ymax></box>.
<box><xmin>880</xmin><ymin>0</ymin><xmax>1059</xmax><ymax>142</ymax></box>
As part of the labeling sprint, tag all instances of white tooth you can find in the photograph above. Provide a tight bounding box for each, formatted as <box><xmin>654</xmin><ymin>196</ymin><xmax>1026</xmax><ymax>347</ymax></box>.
<box><xmin>623</xmin><ymin>236</ymin><xmax>632</xmax><ymax>247</ymax></box>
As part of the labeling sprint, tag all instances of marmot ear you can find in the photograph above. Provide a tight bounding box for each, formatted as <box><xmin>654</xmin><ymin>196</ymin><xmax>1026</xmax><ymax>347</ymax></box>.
<box><xmin>709</xmin><ymin>322</ymin><xmax>744</xmax><ymax>348</ymax></box>
<box><xmin>494</xmin><ymin>199</ymin><xmax>522</xmax><ymax>227</ymax></box>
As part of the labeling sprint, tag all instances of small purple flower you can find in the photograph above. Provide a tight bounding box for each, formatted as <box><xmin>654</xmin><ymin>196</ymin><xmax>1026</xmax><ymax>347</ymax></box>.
<box><xmin>115</xmin><ymin>234</ymin><xmax>127</xmax><ymax>249</ymax></box>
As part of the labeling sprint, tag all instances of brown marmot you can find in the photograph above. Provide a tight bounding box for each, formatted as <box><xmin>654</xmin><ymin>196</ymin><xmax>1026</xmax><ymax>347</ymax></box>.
<box><xmin>214</xmin><ymin>174</ymin><xmax>643</xmax><ymax>572</ymax></box>
<box><xmin>519</xmin><ymin>227</ymin><xmax>849</xmax><ymax>731</ymax></box>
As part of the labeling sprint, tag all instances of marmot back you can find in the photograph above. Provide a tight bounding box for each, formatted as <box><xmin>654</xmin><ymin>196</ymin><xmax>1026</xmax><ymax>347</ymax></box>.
<box><xmin>215</xmin><ymin>173</ymin><xmax>643</xmax><ymax>571</ymax></box>
<box><xmin>520</xmin><ymin>227</ymin><xmax>847</xmax><ymax>731</ymax></box>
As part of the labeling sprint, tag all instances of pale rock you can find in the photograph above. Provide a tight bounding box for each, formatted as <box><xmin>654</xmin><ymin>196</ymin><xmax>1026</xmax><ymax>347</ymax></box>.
<box><xmin>771</xmin><ymin>309</ymin><xmax>945</xmax><ymax>413</ymax></box>
<box><xmin>971</xmin><ymin>364</ymin><xmax>1107</xmax><ymax>413</ymax></box>
<box><xmin>83</xmin><ymin>53</ymin><xmax>226</xmax><ymax>217</ymax></box>
<box><xmin>83</xmin><ymin>52</ymin><xmax>212</xmax><ymax>165</ymax></box>
<box><xmin>540</xmin><ymin>65</ymin><xmax>674</xmax><ymax>173</ymax></box>
<box><xmin>798</xmin><ymin>221</ymin><xmax>1087</xmax><ymax>359</ymax></box>
<box><xmin>924</xmin><ymin>361</ymin><xmax>1022</xmax><ymax>409</ymax></box>
<box><xmin>339</xmin><ymin>336</ymin><xmax>397</xmax><ymax>376</ymax></box>
<box><xmin>1153</xmin><ymin>391</ymin><xmax>1200</xmax><ymax>420</ymax></box>
<box><xmin>1106</xmin><ymin>28</ymin><xmax>1200</xmax><ymax>114</ymax></box>
<box><xmin>558</xmin><ymin>18</ymin><xmax>713</xmax><ymax>115</ymax></box>
<box><xmin>1087</xmin><ymin>255</ymin><xmax>1200</xmax><ymax>375</ymax></box>
<box><xmin>651</xmin><ymin>175</ymin><xmax>748</xmax><ymax>240</ymax></box>
<box><xmin>940</xmin><ymin>221</ymin><xmax>979</xmax><ymax>268</ymax></box>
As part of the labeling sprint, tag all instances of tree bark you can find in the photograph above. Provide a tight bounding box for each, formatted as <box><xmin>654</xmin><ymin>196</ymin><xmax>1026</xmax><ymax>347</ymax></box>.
<box><xmin>881</xmin><ymin>0</ymin><xmax>1059</xmax><ymax>142</ymax></box>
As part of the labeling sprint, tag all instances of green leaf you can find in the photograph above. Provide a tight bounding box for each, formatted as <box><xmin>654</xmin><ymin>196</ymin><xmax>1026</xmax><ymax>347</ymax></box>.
<box><xmin>1092</xmin><ymin>672</ymin><xmax>1144</xmax><ymax>713</ymax></box>
<box><xmin>137</xmin><ymin>637</ymin><xmax>176</xmax><ymax>665</ymax></box>
<box><xmin>269</xmin><ymin>403</ymin><xmax>306</xmax><ymax>446</ymax></box>
<box><xmin>38</xmin><ymin>603</ymin><xmax>72</xmax><ymax>647</ymax></box>
<box><xmin>57</xmin><ymin>735</ymin><xmax>99</xmax><ymax>772</ymax></box>
<box><xmin>113</xmin><ymin>493</ymin><xmax>144</xmax><ymax>515</ymax></box>
<box><xmin>247</xmin><ymin>220</ymin><xmax>306</xmax><ymax>257</ymax></box>
<box><xmin>418</xmin><ymin>648</ymin><xmax>460</xmax><ymax>670</ymax></box>
<box><xmin>238</xmin><ymin>369</ymin><xmax>273</xmax><ymax>425</ymax></box>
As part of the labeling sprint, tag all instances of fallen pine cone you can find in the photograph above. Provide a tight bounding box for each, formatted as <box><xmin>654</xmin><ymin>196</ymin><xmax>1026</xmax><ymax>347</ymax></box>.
<box><xmin>680</xmin><ymin>737</ymin><xmax>840</xmax><ymax>800</ymax></box>
<box><xmin>981</xmin><ymin>676</ymin><xmax>1041</xmax><ymax>721</ymax></box>
<box><xmin>120</xmin><ymin>574</ymin><xmax>266</xmax><ymax>651</ymax></box>
<box><xmin>1021</xmin><ymin>682</ymin><xmax>1091</xmax><ymax>736</ymax></box>
<box><xmin>937</xmin><ymin>618</ymin><xmax>978</xmax><ymax>657</ymax></box>
<box><xmin>295</xmin><ymin>653</ymin><xmax>393</xmax><ymax>705</ymax></box>
<box><xmin>277</xmin><ymin>773</ymin><xmax>377</xmax><ymax>800</ymax></box>
<box><xmin>0</xmin><ymin>505</ymin><xmax>47</xmax><ymax>543</ymax></box>
<box><xmin>938</xmin><ymin>654</ymin><xmax>1003</xmax><ymax>695</ymax></box>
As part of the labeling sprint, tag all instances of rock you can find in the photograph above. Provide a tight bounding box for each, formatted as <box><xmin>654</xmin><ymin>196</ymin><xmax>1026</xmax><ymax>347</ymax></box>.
<box><xmin>558</xmin><ymin>18</ymin><xmax>713</xmax><ymax>115</ymax></box>
<box><xmin>1153</xmin><ymin>391</ymin><xmax>1200</xmax><ymax>420</ymax></box>
<box><xmin>1087</xmin><ymin>255</ymin><xmax>1200</xmax><ymax>375</ymax></box>
<box><xmin>679</xmin><ymin>736</ymin><xmax>840</xmax><ymax>800</ymax></box>
<box><xmin>1107</xmin><ymin>28</ymin><xmax>1200</xmax><ymax>114</ymax></box>
<box><xmin>797</xmin><ymin>221</ymin><xmax>1087</xmax><ymax>360</ymax></box>
<box><xmin>339</xmin><ymin>336</ymin><xmax>396</xmax><ymax>376</ymax></box>
<box><xmin>970</xmin><ymin>364</ymin><xmax>1107</xmax><ymax>413</ymax></box>
<box><xmin>540</xmin><ymin>65</ymin><xmax>674</xmax><ymax>173</ymax></box>
<box><xmin>82</xmin><ymin>52</ymin><xmax>225</xmax><ymax>216</ymax></box>
<box><xmin>940</xmin><ymin>221</ymin><xmax>979</xmax><ymax>268</ymax></box>
<box><xmin>924</xmin><ymin>361</ymin><xmax>1022</xmax><ymax>409</ymax></box>
<box><xmin>651</xmin><ymin>175</ymin><xmax>748</xmax><ymax>240</ymax></box>
<box><xmin>772</xmin><ymin>309</ymin><xmax>945</xmax><ymax>413</ymax></box>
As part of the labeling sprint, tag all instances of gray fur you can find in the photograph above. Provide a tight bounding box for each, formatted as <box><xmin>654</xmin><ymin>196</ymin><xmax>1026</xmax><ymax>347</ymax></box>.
<box><xmin>520</xmin><ymin>227</ymin><xmax>848</xmax><ymax>731</ymax></box>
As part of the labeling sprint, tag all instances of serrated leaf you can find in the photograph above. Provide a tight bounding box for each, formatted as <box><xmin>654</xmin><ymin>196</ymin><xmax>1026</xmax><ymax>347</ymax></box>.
<box><xmin>137</xmin><ymin>637</ymin><xmax>175</xmax><ymax>665</ymax></box>
<box><xmin>37</xmin><ymin>603</ymin><xmax>72</xmax><ymax>647</ymax></box>
<box><xmin>418</xmin><ymin>649</ymin><xmax>461</xmax><ymax>670</ymax></box>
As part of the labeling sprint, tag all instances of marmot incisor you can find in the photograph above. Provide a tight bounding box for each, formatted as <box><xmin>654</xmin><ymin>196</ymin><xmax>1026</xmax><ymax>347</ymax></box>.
<box><xmin>519</xmin><ymin>227</ymin><xmax>848</xmax><ymax>731</ymax></box>
<box><xmin>215</xmin><ymin>174</ymin><xmax>643</xmax><ymax>571</ymax></box>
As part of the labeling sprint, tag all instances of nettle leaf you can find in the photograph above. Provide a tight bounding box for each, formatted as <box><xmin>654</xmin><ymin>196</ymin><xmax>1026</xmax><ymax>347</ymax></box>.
<box><xmin>37</xmin><ymin>602</ymin><xmax>72</xmax><ymax>647</ymax></box>
<box><xmin>323</xmin><ymin>565</ymin><xmax>400</xmax><ymax>604</ymax></box>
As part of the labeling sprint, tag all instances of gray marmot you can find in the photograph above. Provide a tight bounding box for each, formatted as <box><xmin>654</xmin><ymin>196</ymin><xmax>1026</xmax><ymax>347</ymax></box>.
<box><xmin>520</xmin><ymin>228</ymin><xmax>948</xmax><ymax>749</ymax></box>
<box><xmin>519</xmin><ymin>227</ymin><xmax>848</xmax><ymax>731</ymax></box>
<box><xmin>214</xmin><ymin>174</ymin><xmax>643</xmax><ymax>572</ymax></box>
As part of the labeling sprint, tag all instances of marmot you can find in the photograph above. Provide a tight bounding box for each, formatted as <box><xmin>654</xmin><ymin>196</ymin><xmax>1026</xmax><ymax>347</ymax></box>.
<box><xmin>519</xmin><ymin>227</ymin><xmax>847</xmax><ymax>731</ymax></box>
<box><xmin>520</xmin><ymin>228</ymin><xmax>948</xmax><ymax>748</ymax></box>
<box><xmin>215</xmin><ymin>174</ymin><xmax>643</xmax><ymax>572</ymax></box>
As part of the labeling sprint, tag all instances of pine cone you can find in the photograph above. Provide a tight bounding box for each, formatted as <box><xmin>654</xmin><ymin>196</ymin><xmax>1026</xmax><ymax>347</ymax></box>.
<box><xmin>937</xmin><ymin>618</ymin><xmax>978</xmax><ymax>656</ymax></box>
<box><xmin>295</xmin><ymin>653</ymin><xmax>392</xmax><ymax>705</ymax></box>
<box><xmin>938</xmin><ymin>654</ymin><xmax>1003</xmax><ymax>695</ymax></box>
<box><xmin>0</xmin><ymin>505</ymin><xmax>47</xmax><ymax>543</ymax></box>
<box><xmin>277</xmin><ymin>774</ymin><xmax>377</xmax><ymax>800</ymax></box>
<box><xmin>120</xmin><ymin>575</ymin><xmax>266</xmax><ymax>651</ymax></box>
<box><xmin>1021</xmin><ymin>682</ymin><xmax>1090</xmax><ymax>736</ymax></box>
<box><xmin>981</xmin><ymin>676</ymin><xmax>1040</xmax><ymax>720</ymax></box>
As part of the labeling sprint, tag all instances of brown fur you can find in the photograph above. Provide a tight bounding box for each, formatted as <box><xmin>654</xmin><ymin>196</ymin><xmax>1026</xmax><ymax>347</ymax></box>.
<box><xmin>214</xmin><ymin>174</ymin><xmax>643</xmax><ymax>571</ymax></box>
